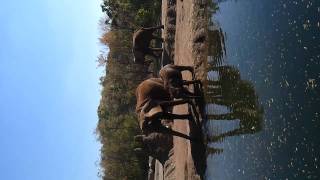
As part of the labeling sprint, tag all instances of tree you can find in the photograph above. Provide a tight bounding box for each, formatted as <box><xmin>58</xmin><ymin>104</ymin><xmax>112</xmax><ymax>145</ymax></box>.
<box><xmin>96</xmin><ymin>1</ymin><xmax>161</xmax><ymax>179</ymax></box>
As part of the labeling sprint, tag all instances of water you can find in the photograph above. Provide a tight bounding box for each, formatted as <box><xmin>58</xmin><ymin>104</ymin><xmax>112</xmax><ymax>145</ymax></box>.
<box><xmin>205</xmin><ymin>0</ymin><xmax>320</xmax><ymax>179</ymax></box>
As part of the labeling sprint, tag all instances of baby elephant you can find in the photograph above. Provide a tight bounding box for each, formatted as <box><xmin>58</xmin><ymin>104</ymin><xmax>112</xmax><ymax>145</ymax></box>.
<box><xmin>133</xmin><ymin>25</ymin><xmax>164</xmax><ymax>64</ymax></box>
<box><xmin>159</xmin><ymin>64</ymin><xmax>202</xmax><ymax>99</ymax></box>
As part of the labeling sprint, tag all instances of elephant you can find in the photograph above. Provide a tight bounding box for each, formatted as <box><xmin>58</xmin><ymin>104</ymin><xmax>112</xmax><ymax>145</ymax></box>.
<box><xmin>135</xmin><ymin>78</ymin><xmax>196</xmax><ymax>135</ymax></box>
<box><xmin>132</xmin><ymin>25</ymin><xmax>164</xmax><ymax>64</ymax></box>
<box><xmin>159</xmin><ymin>64</ymin><xmax>202</xmax><ymax>99</ymax></box>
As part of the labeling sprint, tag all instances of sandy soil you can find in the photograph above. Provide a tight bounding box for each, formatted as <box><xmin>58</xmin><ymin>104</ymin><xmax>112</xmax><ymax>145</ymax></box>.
<box><xmin>160</xmin><ymin>0</ymin><xmax>209</xmax><ymax>179</ymax></box>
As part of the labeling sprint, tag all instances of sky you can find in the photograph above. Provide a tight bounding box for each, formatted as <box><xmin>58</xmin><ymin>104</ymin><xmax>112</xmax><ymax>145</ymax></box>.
<box><xmin>0</xmin><ymin>0</ymin><xmax>103</xmax><ymax>179</ymax></box>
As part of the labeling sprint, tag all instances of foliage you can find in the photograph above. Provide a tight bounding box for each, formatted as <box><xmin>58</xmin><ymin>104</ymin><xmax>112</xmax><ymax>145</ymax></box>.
<box><xmin>101</xmin><ymin>0</ymin><xmax>161</xmax><ymax>29</ymax></box>
<box><xmin>96</xmin><ymin>0</ymin><xmax>161</xmax><ymax>179</ymax></box>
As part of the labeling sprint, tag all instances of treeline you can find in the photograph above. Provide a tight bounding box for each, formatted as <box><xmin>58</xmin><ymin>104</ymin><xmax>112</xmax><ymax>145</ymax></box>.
<box><xmin>96</xmin><ymin>1</ymin><xmax>162</xmax><ymax>179</ymax></box>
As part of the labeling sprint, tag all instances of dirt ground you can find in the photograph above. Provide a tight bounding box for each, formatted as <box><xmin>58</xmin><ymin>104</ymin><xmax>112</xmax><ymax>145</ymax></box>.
<box><xmin>160</xmin><ymin>0</ymin><xmax>209</xmax><ymax>179</ymax></box>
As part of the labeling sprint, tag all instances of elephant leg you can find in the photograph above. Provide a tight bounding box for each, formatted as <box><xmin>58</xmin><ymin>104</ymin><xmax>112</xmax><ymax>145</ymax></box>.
<box><xmin>156</xmin><ymin>126</ymin><xmax>196</xmax><ymax>141</ymax></box>
<box><xmin>162</xmin><ymin>112</ymin><xmax>192</xmax><ymax>120</ymax></box>
<box><xmin>158</xmin><ymin>99</ymin><xmax>189</xmax><ymax>107</ymax></box>
<box><xmin>179</xmin><ymin>88</ymin><xmax>202</xmax><ymax>99</ymax></box>
<box><xmin>160</xmin><ymin>97</ymin><xmax>200</xmax><ymax>126</ymax></box>
<box><xmin>137</xmin><ymin>125</ymin><xmax>195</xmax><ymax>141</ymax></box>
<box><xmin>183</xmin><ymin>80</ymin><xmax>202</xmax><ymax>85</ymax></box>
<box><xmin>159</xmin><ymin>99</ymin><xmax>196</xmax><ymax>114</ymax></box>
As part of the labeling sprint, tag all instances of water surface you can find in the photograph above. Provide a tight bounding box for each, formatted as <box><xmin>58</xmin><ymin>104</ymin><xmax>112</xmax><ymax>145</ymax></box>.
<box><xmin>205</xmin><ymin>0</ymin><xmax>320</xmax><ymax>179</ymax></box>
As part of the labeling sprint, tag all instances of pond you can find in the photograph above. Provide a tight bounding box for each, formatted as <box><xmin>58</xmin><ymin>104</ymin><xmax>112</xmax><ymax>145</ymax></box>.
<box><xmin>205</xmin><ymin>0</ymin><xmax>320</xmax><ymax>179</ymax></box>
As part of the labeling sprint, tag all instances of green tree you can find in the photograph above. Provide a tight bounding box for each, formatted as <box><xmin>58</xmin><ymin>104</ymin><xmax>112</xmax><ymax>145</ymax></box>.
<box><xmin>96</xmin><ymin>1</ymin><xmax>161</xmax><ymax>179</ymax></box>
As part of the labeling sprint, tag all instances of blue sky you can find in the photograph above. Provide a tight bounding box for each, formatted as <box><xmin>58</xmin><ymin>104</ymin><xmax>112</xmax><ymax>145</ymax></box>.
<box><xmin>0</xmin><ymin>0</ymin><xmax>103</xmax><ymax>179</ymax></box>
